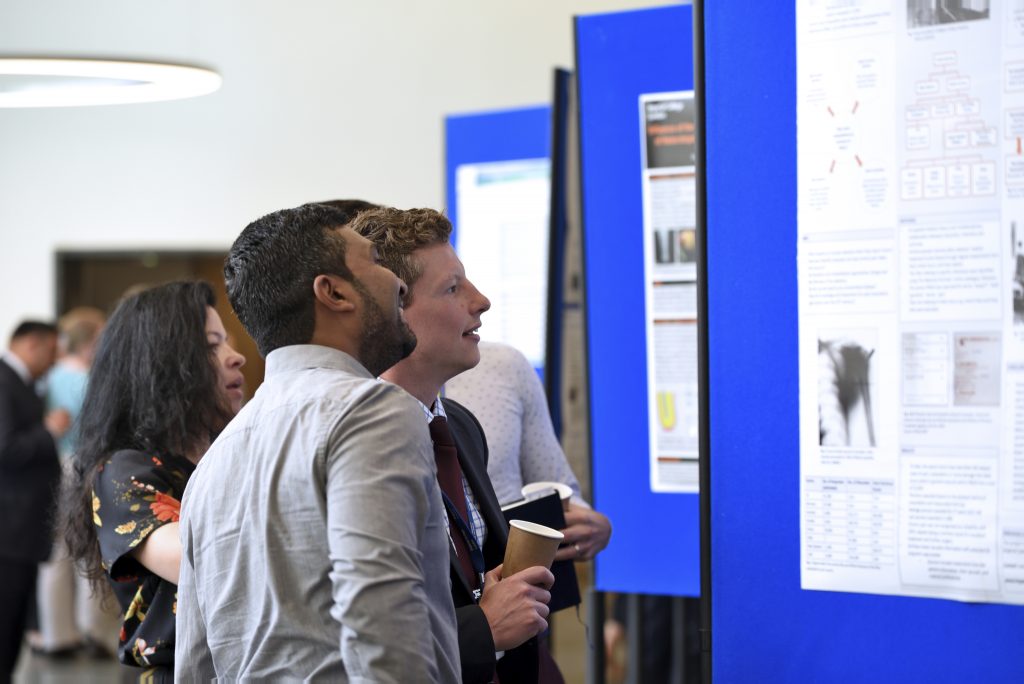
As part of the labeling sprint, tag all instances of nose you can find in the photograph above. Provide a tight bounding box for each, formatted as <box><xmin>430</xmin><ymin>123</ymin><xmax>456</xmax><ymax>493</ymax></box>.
<box><xmin>396</xmin><ymin>276</ymin><xmax>409</xmax><ymax>301</ymax></box>
<box><xmin>226</xmin><ymin>343</ymin><xmax>246</xmax><ymax>369</ymax></box>
<box><xmin>469</xmin><ymin>280</ymin><xmax>490</xmax><ymax>314</ymax></box>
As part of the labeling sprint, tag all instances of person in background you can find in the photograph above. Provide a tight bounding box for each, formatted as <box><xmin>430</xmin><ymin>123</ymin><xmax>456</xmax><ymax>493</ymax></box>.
<box><xmin>0</xmin><ymin>321</ymin><xmax>67</xmax><ymax>679</ymax></box>
<box><xmin>48</xmin><ymin>308</ymin><xmax>106</xmax><ymax>460</ymax></box>
<box><xmin>31</xmin><ymin>307</ymin><xmax>120</xmax><ymax>660</ymax></box>
<box><xmin>352</xmin><ymin>206</ymin><xmax>556</xmax><ymax>684</ymax></box>
<box><xmin>175</xmin><ymin>203</ymin><xmax>460</xmax><ymax>682</ymax></box>
<box><xmin>445</xmin><ymin>340</ymin><xmax>612</xmax><ymax>562</ymax></box>
<box><xmin>60</xmin><ymin>281</ymin><xmax>245</xmax><ymax>683</ymax></box>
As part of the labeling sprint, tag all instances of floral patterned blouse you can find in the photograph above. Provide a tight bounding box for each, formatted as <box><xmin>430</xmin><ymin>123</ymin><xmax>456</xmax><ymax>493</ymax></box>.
<box><xmin>93</xmin><ymin>448</ymin><xmax>195</xmax><ymax>673</ymax></box>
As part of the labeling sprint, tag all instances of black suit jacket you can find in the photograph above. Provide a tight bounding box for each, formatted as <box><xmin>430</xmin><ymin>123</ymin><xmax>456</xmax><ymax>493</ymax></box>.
<box><xmin>0</xmin><ymin>358</ymin><xmax>61</xmax><ymax>563</ymax></box>
<box><xmin>444</xmin><ymin>398</ymin><xmax>538</xmax><ymax>684</ymax></box>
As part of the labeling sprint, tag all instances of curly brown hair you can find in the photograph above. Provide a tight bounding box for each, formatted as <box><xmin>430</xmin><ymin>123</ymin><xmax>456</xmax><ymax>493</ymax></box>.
<box><xmin>348</xmin><ymin>207</ymin><xmax>452</xmax><ymax>302</ymax></box>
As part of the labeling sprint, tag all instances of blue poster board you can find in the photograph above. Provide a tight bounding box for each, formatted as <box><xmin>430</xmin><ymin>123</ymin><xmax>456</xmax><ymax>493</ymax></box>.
<box><xmin>703</xmin><ymin>1</ymin><xmax>1024</xmax><ymax>681</ymax></box>
<box><xmin>577</xmin><ymin>4</ymin><xmax>698</xmax><ymax>597</ymax></box>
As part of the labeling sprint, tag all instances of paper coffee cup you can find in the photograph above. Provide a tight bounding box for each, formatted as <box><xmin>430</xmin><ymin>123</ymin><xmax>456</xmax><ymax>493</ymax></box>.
<box><xmin>521</xmin><ymin>481</ymin><xmax>573</xmax><ymax>511</ymax></box>
<box><xmin>503</xmin><ymin>520</ymin><xmax>564</xmax><ymax>577</ymax></box>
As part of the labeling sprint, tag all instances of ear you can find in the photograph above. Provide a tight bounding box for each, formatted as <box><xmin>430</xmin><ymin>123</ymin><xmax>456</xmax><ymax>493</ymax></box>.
<box><xmin>312</xmin><ymin>274</ymin><xmax>357</xmax><ymax>313</ymax></box>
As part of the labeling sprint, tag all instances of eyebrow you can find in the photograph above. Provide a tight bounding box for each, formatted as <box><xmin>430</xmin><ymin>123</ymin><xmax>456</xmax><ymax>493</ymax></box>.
<box><xmin>438</xmin><ymin>273</ymin><xmax>462</xmax><ymax>288</ymax></box>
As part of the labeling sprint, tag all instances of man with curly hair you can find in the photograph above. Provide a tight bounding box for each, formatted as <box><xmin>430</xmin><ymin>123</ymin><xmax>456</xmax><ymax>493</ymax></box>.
<box><xmin>352</xmin><ymin>206</ymin><xmax>558</xmax><ymax>684</ymax></box>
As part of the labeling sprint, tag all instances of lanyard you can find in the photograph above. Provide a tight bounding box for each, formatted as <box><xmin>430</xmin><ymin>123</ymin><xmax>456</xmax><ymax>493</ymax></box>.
<box><xmin>440</xmin><ymin>490</ymin><xmax>486</xmax><ymax>597</ymax></box>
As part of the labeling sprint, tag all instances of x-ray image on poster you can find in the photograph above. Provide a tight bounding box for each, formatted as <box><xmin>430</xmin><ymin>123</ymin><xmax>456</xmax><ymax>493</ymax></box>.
<box><xmin>640</xmin><ymin>91</ymin><xmax>699</xmax><ymax>493</ymax></box>
<box><xmin>818</xmin><ymin>332</ymin><xmax>879</xmax><ymax>449</ymax></box>
<box><xmin>797</xmin><ymin>0</ymin><xmax>1024</xmax><ymax>605</ymax></box>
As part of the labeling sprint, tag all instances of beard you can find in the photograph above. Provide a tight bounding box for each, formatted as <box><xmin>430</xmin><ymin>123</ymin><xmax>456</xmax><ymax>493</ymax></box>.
<box><xmin>354</xmin><ymin>278</ymin><xmax>417</xmax><ymax>377</ymax></box>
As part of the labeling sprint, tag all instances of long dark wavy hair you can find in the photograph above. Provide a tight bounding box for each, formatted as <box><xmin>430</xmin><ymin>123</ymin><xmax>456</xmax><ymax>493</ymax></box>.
<box><xmin>61</xmin><ymin>280</ymin><xmax>234</xmax><ymax>589</ymax></box>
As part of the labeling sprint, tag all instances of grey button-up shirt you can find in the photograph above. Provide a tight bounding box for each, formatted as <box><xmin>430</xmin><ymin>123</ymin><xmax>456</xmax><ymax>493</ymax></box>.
<box><xmin>176</xmin><ymin>345</ymin><xmax>460</xmax><ymax>683</ymax></box>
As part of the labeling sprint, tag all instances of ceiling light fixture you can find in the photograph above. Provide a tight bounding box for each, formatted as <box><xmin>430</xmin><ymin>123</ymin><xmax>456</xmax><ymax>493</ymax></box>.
<box><xmin>0</xmin><ymin>58</ymin><xmax>222</xmax><ymax>108</ymax></box>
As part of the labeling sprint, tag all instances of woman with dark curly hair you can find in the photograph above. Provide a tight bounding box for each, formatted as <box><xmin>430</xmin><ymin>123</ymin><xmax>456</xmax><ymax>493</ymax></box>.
<box><xmin>60</xmin><ymin>280</ymin><xmax>245</xmax><ymax>682</ymax></box>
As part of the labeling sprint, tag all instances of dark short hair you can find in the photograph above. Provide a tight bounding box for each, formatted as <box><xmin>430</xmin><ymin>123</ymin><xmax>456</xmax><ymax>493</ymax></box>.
<box><xmin>348</xmin><ymin>207</ymin><xmax>452</xmax><ymax>299</ymax></box>
<box><xmin>225</xmin><ymin>202</ymin><xmax>358</xmax><ymax>357</ymax></box>
<box><xmin>10</xmin><ymin>320</ymin><xmax>57</xmax><ymax>342</ymax></box>
<box><xmin>316</xmin><ymin>199</ymin><xmax>382</xmax><ymax>217</ymax></box>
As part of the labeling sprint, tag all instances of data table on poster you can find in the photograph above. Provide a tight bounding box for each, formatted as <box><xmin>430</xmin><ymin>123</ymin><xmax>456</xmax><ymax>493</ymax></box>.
<box><xmin>802</xmin><ymin>478</ymin><xmax>896</xmax><ymax>569</ymax></box>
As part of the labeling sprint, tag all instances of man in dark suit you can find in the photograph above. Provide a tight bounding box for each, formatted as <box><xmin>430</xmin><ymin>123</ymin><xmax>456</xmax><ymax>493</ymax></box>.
<box><xmin>353</xmin><ymin>207</ymin><xmax>557</xmax><ymax>684</ymax></box>
<box><xmin>0</xmin><ymin>321</ymin><xmax>67</xmax><ymax>677</ymax></box>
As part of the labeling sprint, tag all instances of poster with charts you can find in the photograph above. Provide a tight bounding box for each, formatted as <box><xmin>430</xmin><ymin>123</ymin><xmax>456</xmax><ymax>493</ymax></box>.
<box><xmin>797</xmin><ymin>0</ymin><xmax>1024</xmax><ymax>605</ymax></box>
<box><xmin>640</xmin><ymin>91</ymin><xmax>700</xmax><ymax>493</ymax></box>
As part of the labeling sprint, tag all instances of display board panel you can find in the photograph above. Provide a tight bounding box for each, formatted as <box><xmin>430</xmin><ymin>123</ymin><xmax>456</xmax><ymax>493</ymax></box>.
<box><xmin>577</xmin><ymin>3</ymin><xmax>699</xmax><ymax>596</ymax></box>
<box><xmin>796</xmin><ymin>0</ymin><xmax>1024</xmax><ymax>608</ymax></box>
<box><xmin>704</xmin><ymin>1</ymin><xmax>1024</xmax><ymax>680</ymax></box>
<box><xmin>445</xmin><ymin>107</ymin><xmax>553</xmax><ymax>374</ymax></box>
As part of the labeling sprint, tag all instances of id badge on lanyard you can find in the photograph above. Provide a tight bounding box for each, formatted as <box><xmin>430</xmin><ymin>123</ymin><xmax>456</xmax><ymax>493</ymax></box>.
<box><xmin>441</xmin><ymin>491</ymin><xmax>486</xmax><ymax>599</ymax></box>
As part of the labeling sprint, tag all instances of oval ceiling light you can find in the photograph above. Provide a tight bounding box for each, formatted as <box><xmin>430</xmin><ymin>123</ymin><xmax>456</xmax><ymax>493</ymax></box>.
<box><xmin>0</xmin><ymin>58</ymin><xmax>222</xmax><ymax>108</ymax></box>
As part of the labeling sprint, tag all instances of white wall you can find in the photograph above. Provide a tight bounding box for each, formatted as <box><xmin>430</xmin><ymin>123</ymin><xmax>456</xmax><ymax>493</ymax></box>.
<box><xmin>0</xmin><ymin>0</ymin><xmax>679</xmax><ymax>334</ymax></box>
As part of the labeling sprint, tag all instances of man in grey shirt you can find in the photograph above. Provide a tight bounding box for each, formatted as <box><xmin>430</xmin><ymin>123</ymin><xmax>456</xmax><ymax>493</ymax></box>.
<box><xmin>175</xmin><ymin>203</ymin><xmax>460</xmax><ymax>682</ymax></box>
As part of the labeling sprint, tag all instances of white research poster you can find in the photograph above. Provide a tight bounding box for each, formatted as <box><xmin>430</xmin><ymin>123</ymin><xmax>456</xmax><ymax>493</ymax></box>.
<box><xmin>797</xmin><ymin>0</ymin><xmax>1024</xmax><ymax>605</ymax></box>
<box><xmin>455</xmin><ymin>159</ymin><xmax>551</xmax><ymax>369</ymax></box>
<box><xmin>640</xmin><ymin>91</ymin><xmax>700</xmax><ymax>493</ymax></box>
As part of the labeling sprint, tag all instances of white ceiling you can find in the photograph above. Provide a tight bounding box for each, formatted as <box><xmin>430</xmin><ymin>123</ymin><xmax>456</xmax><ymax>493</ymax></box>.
<box><xmin>0</xmin><ymin>0</ymin><xmax>680</xmax><ymax>330</ymax></box>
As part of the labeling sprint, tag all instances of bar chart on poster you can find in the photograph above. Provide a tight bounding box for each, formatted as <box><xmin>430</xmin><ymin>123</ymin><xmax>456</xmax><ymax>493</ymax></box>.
<box><xmin>796</xmin><ymin>1</ymin><xmax>1024</xmax><ymax>604</ymax></box>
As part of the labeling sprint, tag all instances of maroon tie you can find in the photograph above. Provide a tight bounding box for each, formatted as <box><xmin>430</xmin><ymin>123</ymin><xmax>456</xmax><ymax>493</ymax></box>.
<box><xmin>430</xmin><ymin>416</ymin><xmax>479</xmax><ymax>592</ymax></box>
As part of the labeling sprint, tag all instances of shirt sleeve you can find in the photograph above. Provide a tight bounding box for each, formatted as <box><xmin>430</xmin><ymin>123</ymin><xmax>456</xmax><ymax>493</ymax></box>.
<box><xmin>93</xmin><ymin>450</ymin><xmax>185</xmax><ymax>580</ymax></box>
<box><xmin>324</xmin><ymin>383</ymin><xmax>444</xmax><ymax>683</ymax></box>
<box><xmin>512</xmin><ymin>348</ymin><xmax>584</xmax><ymax>501</ymax></box>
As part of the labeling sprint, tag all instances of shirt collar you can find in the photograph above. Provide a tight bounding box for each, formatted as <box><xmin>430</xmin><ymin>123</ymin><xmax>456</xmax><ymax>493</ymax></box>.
<box><xmin>264</xmin><ymin>344</ymin><xmax>374</xmax><ymax>380</ymax></box>
<box><xmin>417</xmin><ymin>395</ymin><xmax>447</xmax><ymax>423</ymax></box>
